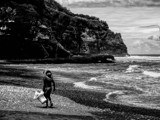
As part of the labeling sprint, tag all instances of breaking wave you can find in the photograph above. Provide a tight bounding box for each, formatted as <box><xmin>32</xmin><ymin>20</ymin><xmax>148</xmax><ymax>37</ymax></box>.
<box><xmin>125</xmin><ymin>65</ymin><xmax>142</xmax><ymax>73</ymax></box>
<box><xmin>105</xmin><ymin>91</ymin><xmax>124</xmax><ymax>101</ymax></box>
<box><xmin>143</xmin><ymin>71</ymin><xmax>160</xmax><ymax>78</ymax></box>
<box><xmin>125</xmin><ymin>64</ymin><xmax>160</xmax><ymax>78</ymax></box>
<box><xmin>74</xmin><ymin>81</ymin><xmax>101</xmax><ymax>89</ymax></box>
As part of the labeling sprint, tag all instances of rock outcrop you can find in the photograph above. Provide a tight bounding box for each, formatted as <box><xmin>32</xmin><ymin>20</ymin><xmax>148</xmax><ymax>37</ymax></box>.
<box><xmin>0</xmin><ymin>0</ymin><xmax>128</xmax><ymax>59</ymax></box>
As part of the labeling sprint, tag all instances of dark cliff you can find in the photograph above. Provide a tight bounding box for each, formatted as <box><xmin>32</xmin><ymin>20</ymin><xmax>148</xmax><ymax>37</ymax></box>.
<box><xmin>0</xmin><ymin>0</ymin><xmax>128</xmax><ymax>59</ymax></box>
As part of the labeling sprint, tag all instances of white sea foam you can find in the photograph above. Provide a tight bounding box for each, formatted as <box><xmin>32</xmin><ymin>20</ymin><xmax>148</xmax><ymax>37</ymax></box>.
<box><xmin>129</xmin><ymin>85</ymin><xmax>145</xmax><ymax>94</ymax></box>
<box><xmin>48</xmin><ymin>68</ymin><xmax>105</xmax><ymax>74</ymax></box>
<box><xmin>129</xmin><ymin>56</ymin><xmax>160</xmax><ymax>61</ymax></box>
<box><xmin>74</xmin><ymin>81</ymin><xmax>101</xmax><ymax>89</ymax></box>
<box><xmin>89</xmin><ymin>77</ymin><xmax>97</xmax><ymax>81</ymax></box>
<box><xmin>125</xmin><ymin>65</ymin><xmax>142</xmax><ymax>73</ymax></box>
<box><xmin>143</xmin><ymin>71</ymin><xmax>160</xmax><ymax>78</ymax></box>
<box><xmin>105</xmin><ymin>91</ymin><xmax>124</xmax><ymax>100</ymax></box>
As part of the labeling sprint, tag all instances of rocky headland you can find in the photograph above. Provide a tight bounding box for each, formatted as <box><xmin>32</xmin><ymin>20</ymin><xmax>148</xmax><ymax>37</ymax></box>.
<box><xmin>0</xmin><ymin>0</ymin><xmax>128</xmax><ymax>61</ymax></box>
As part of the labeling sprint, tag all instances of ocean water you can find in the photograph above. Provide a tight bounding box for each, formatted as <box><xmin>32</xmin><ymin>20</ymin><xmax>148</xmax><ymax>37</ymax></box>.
<box><xmin>70</xmin><ymin>56</ymin><xmax>160</xmax><ymax>110</ymax></box>
<box><xmin>70</xmin><ymin>7</ymin><xmax>160</xmax><ymax>54</ymax></box>
<box><xmin>60</xmin><ymin>56</ymin><xmax>160</xmax><ymax>110</ymax></box>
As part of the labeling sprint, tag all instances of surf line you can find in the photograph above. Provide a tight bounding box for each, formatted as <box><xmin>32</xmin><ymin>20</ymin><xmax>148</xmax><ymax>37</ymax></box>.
<box><xmin>125</xmin><ymin>65</ymin><xmax>160</xmax><ymax>78</ymax></box>
<box><xmin>74</xmin><ymin>81</ymin><xmax>102</xmax><ymax>90</ymax></box>
<box><xmin>143</xmin><ymin>71</ymin><xmax>160</xmax><ymax>78</ymax></box>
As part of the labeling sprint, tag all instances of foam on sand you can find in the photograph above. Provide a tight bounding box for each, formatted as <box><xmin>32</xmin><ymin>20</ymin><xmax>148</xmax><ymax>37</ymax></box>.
<box><xmin>89</xmin><ymin>77</ymin><xmax>97</xmax><ymax>81</ymax></box>
<box><xmin>143</xmin><ymin>71</ymin><xmax>160</xmax><ymax>78</ymax></box>
<box><xmin>104</xmin><ymin>91</ymin><xmax>124</xmax><ymax>101</ymax></box>
<box><xmin>74</xmin><ymin>81</ymin><xmax>101</xmax><ymax>90</ymax></box>
<box><xmin>125</xmin><ymin>64</ymin><xmax>160</xmax><ymax>78</ymax></box>
<box><xmin>125</xmin><ymin>65</ymin><xmax>142</xmax><ymax>73</ymax></box>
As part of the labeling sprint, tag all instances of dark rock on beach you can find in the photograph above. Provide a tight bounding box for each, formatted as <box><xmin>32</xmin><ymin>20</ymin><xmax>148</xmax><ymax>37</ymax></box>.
<box><xmin>0</xmin><ymin>0</ymin><xmax>128</xmax><ymax>60</ymax></box>
<box><xmin>7</xmin><ymin>54</ymin><xmax>115</xmax><ymax>64</ymax></box>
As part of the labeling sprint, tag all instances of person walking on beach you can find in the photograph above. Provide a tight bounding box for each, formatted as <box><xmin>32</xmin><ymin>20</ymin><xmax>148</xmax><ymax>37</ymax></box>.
<box><xmin>43</xmin><ymin>70</ymin><xmax>55</xmax><ymax>108</ymax></box>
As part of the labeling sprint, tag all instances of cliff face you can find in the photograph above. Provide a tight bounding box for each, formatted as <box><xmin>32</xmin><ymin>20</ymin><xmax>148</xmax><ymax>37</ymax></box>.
<box><xmin>0</xmin><ymin>0</ymin><xmax>128</xmax><ymax>59</ymax></box>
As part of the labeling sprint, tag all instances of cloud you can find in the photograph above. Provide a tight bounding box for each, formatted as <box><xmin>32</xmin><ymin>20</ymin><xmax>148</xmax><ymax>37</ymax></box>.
<box><xmin>132</xmin><ymin>39</ymin><xmax>160</xmax><ymax>51</ymax></box>
<box><xmin>55</xmin><ymin>0</ymin><xmax>160</xmax><ymax>7</ymax></box>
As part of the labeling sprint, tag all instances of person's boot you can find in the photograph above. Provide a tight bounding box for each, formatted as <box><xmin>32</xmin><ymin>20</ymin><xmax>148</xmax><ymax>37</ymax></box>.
<box><xmin>44</xmin><ymin>100</ymin><xmax>48</xmax><ymax>108</ymax></box>
<box><xmin>50</xmin><ymin>102</ymin><xmax>53</xmax><ymax>108</ymax></box>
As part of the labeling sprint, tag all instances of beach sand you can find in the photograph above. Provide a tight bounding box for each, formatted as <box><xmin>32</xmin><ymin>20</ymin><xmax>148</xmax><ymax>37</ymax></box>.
<box><xmin>0</xmin><ymin>85</ymin><xmax>99</xmax><ymax>120</ymax></box>
<box><xmin>0</xmin><ymin>62</ymin><xmax>160</xmax><ymax>120</ymax></box>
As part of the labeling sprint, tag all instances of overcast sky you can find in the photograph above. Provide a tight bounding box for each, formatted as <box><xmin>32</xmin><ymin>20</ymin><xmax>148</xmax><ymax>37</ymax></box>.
<box><xmin>55</xmin><ymin>0</ymin><xmax>160</xmax><ymax>55</ymax></box>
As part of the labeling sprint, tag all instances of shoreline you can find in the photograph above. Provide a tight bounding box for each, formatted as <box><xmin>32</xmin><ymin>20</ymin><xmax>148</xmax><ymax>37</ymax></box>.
<box><xmin>0</xmin><ymin>62</ymin><xmax>160</xmax><ymax>119</ymax></box>
<box><xmin>0</xmin><ymin>54</ymin><xmax>115</xmax><ymax>64</ymax></box>
<box><xmin>55</xmin><ymin>86</ymin><xmax>160</xmax><ymax>118</ymax></box>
